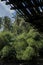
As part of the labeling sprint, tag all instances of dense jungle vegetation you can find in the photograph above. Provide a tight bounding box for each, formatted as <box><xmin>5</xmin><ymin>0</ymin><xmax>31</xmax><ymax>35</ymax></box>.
<box><xmin>0</xmin><ymin>15</ymin><xmax>43</xmax><ymax>65</ymax></box>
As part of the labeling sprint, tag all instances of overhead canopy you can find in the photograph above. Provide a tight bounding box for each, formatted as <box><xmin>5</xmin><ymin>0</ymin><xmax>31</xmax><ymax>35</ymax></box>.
<box><xmin>1</xmin><ymin>0</ymin><xmax>43</xmax><ymax>20</ymax></box>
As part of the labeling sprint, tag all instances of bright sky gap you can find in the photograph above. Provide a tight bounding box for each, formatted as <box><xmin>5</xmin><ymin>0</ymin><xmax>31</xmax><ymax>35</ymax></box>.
<box><xmin>0</xmin><ymin>1</ymin><xmax>16</xmax><ymax>21</ymax></box>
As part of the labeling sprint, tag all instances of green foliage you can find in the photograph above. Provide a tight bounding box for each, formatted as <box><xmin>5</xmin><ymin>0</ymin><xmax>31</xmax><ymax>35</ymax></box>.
<box><xmin>0</xmin><ymin>31</ymin><xmax>13</xmax><ymax>50</ymax></box>
<box><xmin>0</xmin><ymin>16</ymin><xmax>43</xmax><ymax>62</ymax></box>
<box><xmin>0</xmin><ymin>45</ymin><xmax>15</xmax><ymax>60</ymax></box>
<box><xmin>22</xmin><ymin>47</ymin><xmax>35</xmax><ymax>60</ymax></box>
<box><xmin>0</xmin><ymin>17</ymin><xmax>3</xmax><ymax>28</ymax></box>
<box><xmin>26</xmin><ymin>29</ymin><xmax>43</xmax><ymax>49</ymax></box>
<box><xmin>3</xmin><ymin>16</ymin><xmax>12</xmax><ymax>31</ymax></box>
<box><xmin>12</xmin><ymin>16</ymin><xmax>32</xmax><ymax>35</ymax></box>
<box><xmin>13</xmin><ymin>38</ymin><xmax>28</xmax><ymax>59</ymax></box>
